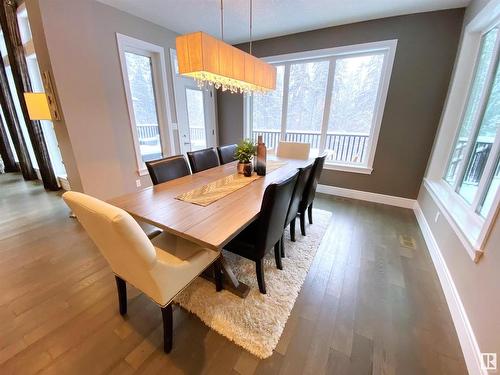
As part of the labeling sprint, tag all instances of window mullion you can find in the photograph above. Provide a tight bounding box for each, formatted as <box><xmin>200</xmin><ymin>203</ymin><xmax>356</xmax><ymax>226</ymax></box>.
<box><xmin>280</xmin><ymin>64</ymin><xmax>290</xmax><ymax>141</ymax></box>
<box><xmin>245</xmin><ymin>93</ymin><xmax>253</xmax><ymax>139</ymax></box>
<box><xmin>249</xmin><ymin>94</ymin><xmax>253</xmax><ymax>139</ymax></box>
<box><xmin>453</xmin><ymin>35</ymin><xmax>500</xmax><ymax>192</ymax></box>
<box><xmin>318</xmin><ymin>57</ymin><xmax>336</xmax><ymax>154</ymax></box>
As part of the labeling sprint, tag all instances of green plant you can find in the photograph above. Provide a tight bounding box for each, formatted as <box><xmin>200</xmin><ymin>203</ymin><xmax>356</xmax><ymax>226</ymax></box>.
<box><xmin>235</xmin><ymin>139</ymin><xmax>256</xmax><ymax>164</ymax></box>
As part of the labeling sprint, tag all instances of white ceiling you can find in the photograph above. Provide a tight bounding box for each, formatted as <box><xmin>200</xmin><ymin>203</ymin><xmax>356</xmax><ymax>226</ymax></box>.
<box><xmin>97</xmin><ymin>0</ymin><xmax>469</xmax><ymax>44</ymax></box>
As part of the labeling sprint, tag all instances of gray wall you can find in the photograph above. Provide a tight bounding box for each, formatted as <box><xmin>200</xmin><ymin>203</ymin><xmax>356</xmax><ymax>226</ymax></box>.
<box><xmin>417</xmin><ymin>0</ymin><xmax>500</xmax><ymax>365</ymax></box>
<box><xmin>27</xmin><ymin>0</ymin><xmax>179</xmax><ymax>199</ymax></box>
<box><xmin>218</xmin><ymin>9</ymin><xmax>464</xmax><ymax>199</ymax></box>
<box><xmin>217</xmin><ymin>91</ymin><xmax>243</xmax><ymax>145</ymax></box>
<box><xmin>419</xmin><ymin>187</ymin><xmax>500</xmax><ymax>359</ymax></box>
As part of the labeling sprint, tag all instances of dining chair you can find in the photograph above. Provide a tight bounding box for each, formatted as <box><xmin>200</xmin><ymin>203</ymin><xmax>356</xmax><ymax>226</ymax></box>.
<box><xmin>298</xmin><ymin>154</ymin><xmax>327</xmax><ymax>236</ymax></box>
<box><xmin>276</xmin><ymin>141</ymin><xmax>311</xmax><ymax>160</ymax></box>
<box><xmin>217</xmin><ymin>144</ymin><xmax>238</xmax><ymax>165</ymax></box>
<box><xmin>187</xmin><ymin>147</ymin><xmax>220</xmax><ymax>173</ymax></box>
<box><xmin>62</xmin><ymin>191</ymin><xmax>222</xmax><ymax>353</ymax></box>
<box><xmin>146</xmin><ymin>155</ymin><xmax>191</xmax><ymax>185</ymax></box>
<box><xmin>281</xmin><ymin>162</ymin><xmax>314</xmax><ymax>257</ymax></box>
<box><xmin>223</xmin><ymin>171</ymin><xmax>299</xmax><ymax>294</ymax></box>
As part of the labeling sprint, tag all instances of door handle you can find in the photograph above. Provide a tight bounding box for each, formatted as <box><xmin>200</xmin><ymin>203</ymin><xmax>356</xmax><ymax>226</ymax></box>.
<box><xmin>183</xmin><ymin>142</ymin><xmax>191</xmax><ymax>145</ymax></box>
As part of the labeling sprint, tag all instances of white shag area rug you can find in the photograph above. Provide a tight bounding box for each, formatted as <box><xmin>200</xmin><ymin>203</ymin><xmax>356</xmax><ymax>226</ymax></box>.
<box><xmin>174</xmin><ymin>209</ymin><xmax>331</xmax><ymax>359</ymax></box>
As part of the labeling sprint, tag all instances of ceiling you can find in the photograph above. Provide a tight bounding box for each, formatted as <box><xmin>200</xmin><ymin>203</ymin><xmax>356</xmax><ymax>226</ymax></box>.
<box><xmin>97</xmin><ymin>0</ymin><xmax>469</xmax><ymax>44</ymax></box>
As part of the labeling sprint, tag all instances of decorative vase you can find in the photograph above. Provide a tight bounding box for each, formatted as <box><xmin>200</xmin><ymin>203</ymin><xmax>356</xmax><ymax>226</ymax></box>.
<box><xmin>243</xmin><ymin>163</ymin><xmax>253</xmax><ymax>177</ymax></box>
<box><xmin>256</xmin><ymin>135</ymin><xmax>267</xmax><ymax>176</ymax></box>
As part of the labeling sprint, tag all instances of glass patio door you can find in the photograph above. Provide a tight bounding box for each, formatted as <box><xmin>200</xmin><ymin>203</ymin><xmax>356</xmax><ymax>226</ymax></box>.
<box><xmin>170</xmin><ymin>49</ymin><xmax>216</xmax><ymax>154</ymax></box>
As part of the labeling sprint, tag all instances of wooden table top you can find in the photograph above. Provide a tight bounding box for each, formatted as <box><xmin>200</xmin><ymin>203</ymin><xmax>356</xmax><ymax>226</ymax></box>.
<box><xmin>109</xmin><ymin>157</ymin><xmax>312</xmax><ymax>251</ymax></box>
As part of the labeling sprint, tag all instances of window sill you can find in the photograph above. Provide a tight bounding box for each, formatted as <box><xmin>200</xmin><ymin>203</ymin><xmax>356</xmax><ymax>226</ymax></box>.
<box><xmin>324</xmin><ymin>163</ymin><xmax>373</xmax><ymax>174</ymax></box>
<box><xmin>423</xmin><ymin>178</ymin><xmax>484</xmax><ymax>262</ymax></box>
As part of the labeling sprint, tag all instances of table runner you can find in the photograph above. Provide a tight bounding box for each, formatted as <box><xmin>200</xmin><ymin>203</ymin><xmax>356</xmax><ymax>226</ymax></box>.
<box><xmin>176</xmin><ymin>161</ymin><xmax>287</xmax><ymax>206</ymax></box>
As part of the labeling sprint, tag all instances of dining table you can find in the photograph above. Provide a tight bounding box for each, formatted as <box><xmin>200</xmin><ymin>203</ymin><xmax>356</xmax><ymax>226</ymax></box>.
<box><xmin>108</xmin><ymin>156</ymin><xmax>312</xmax><ymax>298</ymax></box>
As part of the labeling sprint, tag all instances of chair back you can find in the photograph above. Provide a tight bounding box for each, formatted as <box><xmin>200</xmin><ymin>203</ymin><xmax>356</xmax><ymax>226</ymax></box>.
<box><xmin>187</xmin><ymin>147</ymin><xmax>220</xmax><ymax>173</ymax></box>
<box><xmin>63</xmin><ymin>191</ymin><xmax>157</xmax><ymax>293</ymax></box>
<box><xmin>300</xmin><ymin>154</ymin><xmax>327</xmax><ymax>211</ymax></box>
<box><xmin>217</xmin><ymin>144</ymin><xmax>237</xmax><ymax>164</ymax></box>
<box><xmin>256</xmin><ymin>171</ymin><xmax>299</xmax><ymax>256</ymax></box>
<box><xmin>276</xmin><ymin>141</ymin><xmax>310</xmax><ymax>160</ymax></box>
<box><xmin>146</xmin><ymin>155</ymin><xmax>190</xmax><ymax>185</ymax></box>
<box><xmin>285</xmin><ymin>162</ymin><xmax>314</xmax><ymax>227</ymax></box>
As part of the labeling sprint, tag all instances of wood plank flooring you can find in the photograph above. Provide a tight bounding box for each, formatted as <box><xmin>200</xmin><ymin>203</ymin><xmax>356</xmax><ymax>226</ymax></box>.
<box><xmin>0</xmin><ymin>173</ymin><xmax>467</xmax><ymax>374</ymax></box>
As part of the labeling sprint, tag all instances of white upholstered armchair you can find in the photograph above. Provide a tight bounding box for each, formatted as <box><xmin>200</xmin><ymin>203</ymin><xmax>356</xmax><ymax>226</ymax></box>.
<box><xmin>63</xmin><ymin>191</ymin><xmax>222</xmax><ymax>353</ymax></box>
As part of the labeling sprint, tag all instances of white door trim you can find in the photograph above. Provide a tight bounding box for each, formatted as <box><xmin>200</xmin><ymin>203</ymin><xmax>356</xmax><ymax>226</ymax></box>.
<box><xmin>116</xmin><ymin>33</ymin><xmax>175</xmax><ymax>175</ymax></box>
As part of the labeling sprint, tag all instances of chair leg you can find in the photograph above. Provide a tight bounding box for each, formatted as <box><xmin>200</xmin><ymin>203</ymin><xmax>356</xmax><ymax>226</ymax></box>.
<box><xmin>214</xmin><ymin>257</ymin><xmax>223</xmax><ymax>292</ymax></box>
<box><xmin>300</xmin><ymin>212</ymin><xmax>306</xmax><ymax>236</ymax></box>
<box><xmin>274</xmin><ymin>241</ymin><xmax>283</xmax><ymax>270</ymax></box>
<box><xmin>290</xmin><ymin>218</ymin><xmax>296</xmax><ymax>242</ymax></box>
<box><xmin>115</xmin><ymin>276</ymin><xmax>127</xmax><ymax>315</ymax></box>
<box><xmin>256</xmin><ymin>259</ymin><xmax>266</xmax><ymax>294</ymax></box>
<box><xmin>308</xmin><ymin>204</ymin><xmax>313</xmax><ymax>224</ymax></box>
<box><xmin>280</xmin><ymin>234</ymin><xmax>285</xmax><ymax>258</ymax></box>
<box><xmin>161</xmin><ymin>304</ymin><xmax>173</xmax><ymax>353</ymax></box>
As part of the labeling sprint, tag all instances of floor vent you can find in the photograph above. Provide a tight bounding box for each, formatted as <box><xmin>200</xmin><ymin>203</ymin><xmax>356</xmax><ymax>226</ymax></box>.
<box><xmin>399</xmin><ymin>234</ymin><xmax>417</xmax><ymax>249</ymax></box>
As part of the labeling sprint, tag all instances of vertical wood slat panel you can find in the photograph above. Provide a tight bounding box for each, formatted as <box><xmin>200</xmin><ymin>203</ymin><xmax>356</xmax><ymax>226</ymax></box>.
<box><xmin>0</xmin><ymin>0</ymin><xmax>59</xmax><ymax>190</ymax></box>
<box><xmin>0</xmin><ymin>44</ymin><xmax>35</xmax><ymax>179</ymax></box>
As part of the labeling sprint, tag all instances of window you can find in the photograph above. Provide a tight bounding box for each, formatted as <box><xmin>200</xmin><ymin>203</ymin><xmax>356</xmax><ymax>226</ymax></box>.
<box><xmin>0</xmin><ymin>105</ymin><xmax>17</xmax><ymax>162</ymax></box>
<box><xmin>185</xmin><ymin>88</ymin><xmax>207</xmax><ymax>151</ymax></box>
<box><xmin>444</xmin><ymin>26</ymin><xmax>499</xmax><ymax>220</ymax></box>
<box><xmin>124</xmin><ymin>51</ymin><xmax>162</xmax><ymax>162</ymax></box>
<box><xmin>423</xmin><ymin>12</ymin><xmax>500</xmax><ymax>261</ymax></box>
<box><xmin>251</xmin><ymin>65</ymin><xmax>285</xmax><ymax>148</ymax></box>
<box><xmin>117</xmin><ymin>34</ymin><xmax>174</xmax><ymax>174</ymax></box>
<box><xmin>246</xmin><ymin>40</ymin><xmax>397</xmax><ymax>173</ymax></box>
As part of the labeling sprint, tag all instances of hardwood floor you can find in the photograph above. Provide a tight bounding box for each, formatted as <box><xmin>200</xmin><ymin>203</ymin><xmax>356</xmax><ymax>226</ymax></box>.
<box><xmin>0</xmin><ymin>173</ymin><xmax>467</xmax><ymax>374</ymax></box>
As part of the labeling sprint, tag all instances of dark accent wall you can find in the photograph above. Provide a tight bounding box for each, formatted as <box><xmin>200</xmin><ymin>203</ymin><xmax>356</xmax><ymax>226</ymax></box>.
<box><xmin>217</xmin><ymin>91</ymin><xmax>243</xmax><ymax>145</ymax></box>
<box><xmin>217</xmin><ymin>9</ymin><xmax>464</xmax><ymax>199</ymax></box>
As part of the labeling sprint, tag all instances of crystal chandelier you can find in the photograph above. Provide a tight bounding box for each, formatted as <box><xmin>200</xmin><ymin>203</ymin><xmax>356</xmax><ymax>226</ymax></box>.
<box><xmin>175</xmin><ymin>0</ymin><xmax>276</xmax><ymax>94</ymax></box>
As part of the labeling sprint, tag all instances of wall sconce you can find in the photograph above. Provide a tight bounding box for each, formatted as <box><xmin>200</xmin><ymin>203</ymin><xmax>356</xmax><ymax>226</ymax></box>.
<box><xmin>24</xmin><ymin>92</ymin><xmax>52</xmax><ymax>120</ymax></box>
<box><xmin>23</xmin><ymin>70</ymin><xmax>61</xmax><ymax>121</ymax></box>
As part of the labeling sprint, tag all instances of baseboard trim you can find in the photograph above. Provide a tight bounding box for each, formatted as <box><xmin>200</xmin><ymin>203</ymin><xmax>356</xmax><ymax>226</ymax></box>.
<box><xmin>317</xmin><ymin>184</ymin><xmax>416</xmax><ymax>209</ymax></box>
<box><xmin>414</xmin><ymin>203</ymin><xmax>485</xmax><ymax>375</ymax></box>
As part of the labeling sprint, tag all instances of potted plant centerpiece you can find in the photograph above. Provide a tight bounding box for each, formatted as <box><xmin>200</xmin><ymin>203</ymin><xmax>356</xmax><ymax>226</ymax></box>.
<box><xmin>235</xmin><ymin>139</ymin><xmax>256</xmax><ymax>177</ymax></box>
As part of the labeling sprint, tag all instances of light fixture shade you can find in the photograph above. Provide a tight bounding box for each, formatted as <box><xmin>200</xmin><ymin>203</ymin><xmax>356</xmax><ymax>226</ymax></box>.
<box><xmin>176</xmin><ymin>32</ymin><xmax>276</xmax><ymax>93</ymax></box>
<box><xmin>23</xmin><ymin>93</ymin><xmax>52</xmax><ymax>120</ymax></box>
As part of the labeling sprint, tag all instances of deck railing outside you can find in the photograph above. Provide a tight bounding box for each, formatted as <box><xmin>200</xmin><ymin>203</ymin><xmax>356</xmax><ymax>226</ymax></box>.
<box><xmin>447</xmin><ymin>137</ymin><xmax>497</xmax><ymax>185</ymax></box>
<box><xmin>136</xmin><ymin>126</ymin><xmax>496</xmax><ymax>183</ymax></box>
<box><xmin>251</xmin><ymin>129</ymin><xmax>369</xmax><ymax>164</ymax></box>
<box><xmin>136</xmin><ymin>124</ymin><xmax>207</xmax><ymax>151</ymax></box>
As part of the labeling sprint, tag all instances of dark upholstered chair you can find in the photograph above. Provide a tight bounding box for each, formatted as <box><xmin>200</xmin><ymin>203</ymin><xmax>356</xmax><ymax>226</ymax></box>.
<box><xmin>281</xmin><ymin>162</ymin><xmax>314</xmax><ymax>257</ymax></box>
<box><xmin>217</xmin><ymin>144</ymin><xmax>237</xmax><ymax>164</ymax></box>
<box><xmin>146</xmin><ymin>155</ymin><xmax>191</xmax><ymax>185</ymax></box>
<box><xmin>187</xmin><ymin>148</ymin><xmax>220</xmax><ymax>173</ymax></box>
<box><xmin>223</xmin><ymin>171</ymin><xmax>299</xmax><ymax>294</ymax></box>
<box><xmin>298</xmin><ymin>154</ymin><xmax>327</xmax><ymax>236</ymax></box>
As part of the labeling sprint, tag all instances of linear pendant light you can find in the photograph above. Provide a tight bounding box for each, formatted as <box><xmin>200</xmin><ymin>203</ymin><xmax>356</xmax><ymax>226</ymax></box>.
<box><xmin>175</xmin><ymin>0</ymin><xmax>276</xmax><ymax>94</ymax></box>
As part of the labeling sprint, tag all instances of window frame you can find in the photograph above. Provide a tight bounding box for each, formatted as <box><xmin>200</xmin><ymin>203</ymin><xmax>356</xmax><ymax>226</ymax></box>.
<box><xmin>443</xmin><ymin>25</ymin><xmax>500</xmax><ymax>208</ymax></box>
<box><xmin>244</xmin><ymin>39</ymin><xmax>397</xmax><ymax>174</ymax></box>
<box><xmin>425</xmin><ymin>9</ymin><xmax>500</xmax><ymax>262</ymax></box>
<box><xmin>116</xmin><ymin>33</ymin><xmax>175</xmax><ymax>175</ymax></box>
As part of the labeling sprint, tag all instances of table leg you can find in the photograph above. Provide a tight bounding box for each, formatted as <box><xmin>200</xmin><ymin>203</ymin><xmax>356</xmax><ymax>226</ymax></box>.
<box><xmin>202</xmin><ymin>255</ymin><xmax>250</xmax><ymax>298</ymax></box>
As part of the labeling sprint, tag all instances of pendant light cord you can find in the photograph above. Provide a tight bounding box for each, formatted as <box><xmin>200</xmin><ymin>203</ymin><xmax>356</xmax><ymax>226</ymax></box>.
<box><xmin>221</xmin><ymin>0</ymin><xmax>253</xmax><ymax>54</ymax></box>
<box><xmin>249</xmin><ymin>0</ymin><xmax>253</xmax><ymax>55</ymax></box>
<box><xmin>220</xmin><ymin>0</ymin><xmax>224</xmax><ymax>41</ymax></box>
